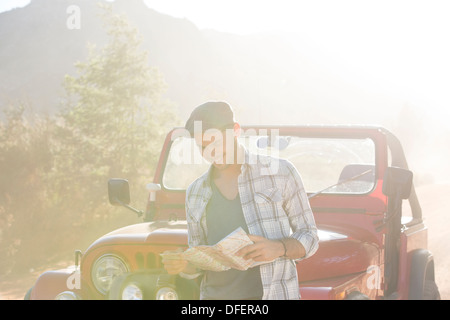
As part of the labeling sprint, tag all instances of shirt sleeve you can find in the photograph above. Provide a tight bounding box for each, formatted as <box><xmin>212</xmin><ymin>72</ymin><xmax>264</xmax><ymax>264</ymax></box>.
<box><xmin>181</xmin><ymin>183</ymin><xmax>205</xmax><ymax>279</ymax></box>
<box><xmin>282</xmin><ymin>160</ymin><xmax>319</xmax><ymax>260</ymax></box>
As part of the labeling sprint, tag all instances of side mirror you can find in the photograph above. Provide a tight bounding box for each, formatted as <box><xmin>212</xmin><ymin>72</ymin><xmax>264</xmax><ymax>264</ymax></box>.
<box><xmin>108</xmin><ymin>179</ymin><xmax>131</xmax><ymax>206</ymax></box>
<box><xmin>382</xmin><ymin>167</ymin><xmax>413</xmax><ymax>199</ymax></box>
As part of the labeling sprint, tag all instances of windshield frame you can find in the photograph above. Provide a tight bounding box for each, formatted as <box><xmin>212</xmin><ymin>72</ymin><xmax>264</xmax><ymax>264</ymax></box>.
<box><xmin>156</xmin><ymin>125</ymin><xmax>386</xmax><ymax>197</ymax></box>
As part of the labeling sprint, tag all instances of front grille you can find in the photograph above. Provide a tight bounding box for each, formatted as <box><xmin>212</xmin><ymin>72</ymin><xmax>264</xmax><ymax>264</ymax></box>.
<box><xmin>134</xmin><ymin>252</ymin><xmax>157</xmax><ymax>270</ymax></box>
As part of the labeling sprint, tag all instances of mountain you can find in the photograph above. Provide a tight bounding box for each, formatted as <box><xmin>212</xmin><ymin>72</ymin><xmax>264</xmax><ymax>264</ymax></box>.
<box><xmin>0</xmin><ymin>0</ymin><xmax>405</xmax><ymax>125</ymax></box>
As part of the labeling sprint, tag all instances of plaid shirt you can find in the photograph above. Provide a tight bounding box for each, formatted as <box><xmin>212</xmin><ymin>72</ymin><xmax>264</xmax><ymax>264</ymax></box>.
<box><xmin>185</xmin><ymin>148</ymin><xmax>319</xmax><ymax>300</ymax></box>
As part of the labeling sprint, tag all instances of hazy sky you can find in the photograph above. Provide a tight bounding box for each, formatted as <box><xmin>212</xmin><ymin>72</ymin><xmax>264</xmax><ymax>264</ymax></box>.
<box><xmin>2</xmin><ymin>0</ymin><xmax>450</xmax><ymax>123</ymax></box>
<box><xmin>142</xmin><ymin>0</ymin><xmax>450</xmax><ymax>122</ymax></box>
<box><xmin>0</xmin><ymin>0</ymin><xmax>29</xmax><ymax>12</ymax></box>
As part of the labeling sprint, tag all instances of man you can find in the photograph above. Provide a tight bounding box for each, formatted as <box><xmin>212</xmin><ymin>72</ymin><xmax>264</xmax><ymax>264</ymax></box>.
<box><xmin>162</xmin><ymin>101</ymin><xmax>319</xmax><ymax>300</ymax></box>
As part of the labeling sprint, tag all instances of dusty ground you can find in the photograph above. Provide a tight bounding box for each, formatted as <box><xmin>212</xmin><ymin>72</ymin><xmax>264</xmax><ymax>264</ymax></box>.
<box><xmin>1</xmin><ymin>183</ymin><xmax>449</xmax><ymax>300</ymax></box>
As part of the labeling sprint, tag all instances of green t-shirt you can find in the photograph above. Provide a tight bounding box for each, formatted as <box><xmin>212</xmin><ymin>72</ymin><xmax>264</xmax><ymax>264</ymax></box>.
<box><xmin>202</xmin><ymin>180</ymin><xmax>263</xmax><ymax>300</ymax></box>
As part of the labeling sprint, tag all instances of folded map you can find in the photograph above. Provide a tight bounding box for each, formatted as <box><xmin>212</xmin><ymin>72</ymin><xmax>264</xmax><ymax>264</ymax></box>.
<box><xmin>160</xmin><ymin>227</ymin><xmax>267</xmax><ymax>272</ymax></box>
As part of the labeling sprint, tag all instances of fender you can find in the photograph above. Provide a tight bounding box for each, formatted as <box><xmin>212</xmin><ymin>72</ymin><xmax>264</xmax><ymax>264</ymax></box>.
<box><xmin>408</xmin><ymin>249</ymin><xmax>435</xmax><ymax>300</ymax></box>
<box><xmin>29</xmin><ymin>268</ymin><xmax>80</xmax><ymax>300</ymax></box>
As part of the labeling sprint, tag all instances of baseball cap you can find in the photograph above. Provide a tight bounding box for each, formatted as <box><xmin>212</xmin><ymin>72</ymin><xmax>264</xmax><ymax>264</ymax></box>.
<box><xmin>184</xmin><ymin>101</ymin><xmax>236</xmax><ymax>135</ymax></box>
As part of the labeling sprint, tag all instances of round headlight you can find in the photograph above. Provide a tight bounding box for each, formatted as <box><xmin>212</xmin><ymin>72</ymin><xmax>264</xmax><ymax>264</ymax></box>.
<box><xmin>55</xmin><ymin>291</ymin><xmax>80</xmax><ymax>300</ymax></box>
<box><xmin>121</xmin><ymin>283</ymin><xmax>143</xmax><ymax>300</ymax></box>
<box><xmin>155</xmin><ymin>287</ymin><xmax>179</xmax><ymax>300</ymax></box>
<box><xmin>91</xmin><ymin>254</ymin><xmax>129</xmax><ymax>294</ymax></box>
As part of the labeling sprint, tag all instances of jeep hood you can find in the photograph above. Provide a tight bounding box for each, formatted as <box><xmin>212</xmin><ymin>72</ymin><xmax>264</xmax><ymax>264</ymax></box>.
<box><xmin>86</xmin><ymin>221</ymin><xmax>189</xmax><ymax>250</ymax></box>
<box><xmin>297</xmin><ymin>230</ymin><xmax>380</xmax><ymax>282</ymax></box>
<box><xmin>87</xmin><ymin>221</ymin><xmax>379</xmax><ymax>282</ymax></box>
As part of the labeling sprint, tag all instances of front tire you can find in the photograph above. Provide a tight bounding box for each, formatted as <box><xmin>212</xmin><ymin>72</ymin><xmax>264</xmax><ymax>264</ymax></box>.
<box><xmin>24</xmin><ymin>287</ymin><xmax>33</xmax><ymax>300</ymax></box>
<box><xmin>345</xmin><ymin>291</ymin><xmax>370</xmax><ymax>300</ymax></box>
<box><xmin>423</xmin><ymin>280</ymin><xmax>440</xmax><ymax>300</ymax></box>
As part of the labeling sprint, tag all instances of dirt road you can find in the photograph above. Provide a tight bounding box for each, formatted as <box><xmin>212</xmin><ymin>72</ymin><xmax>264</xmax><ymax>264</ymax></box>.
<box><xmin>1</xmin><ymin>183</ymin><xmax>449</xmax><ymax>300</ymax></box>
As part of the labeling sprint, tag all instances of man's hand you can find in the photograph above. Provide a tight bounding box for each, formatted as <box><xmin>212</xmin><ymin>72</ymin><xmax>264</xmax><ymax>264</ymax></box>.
<box><xmin>162</xmin><ymin>256</ymin><xmax>189</xmax><ymax>275</ymax></box>
<box><xmin>236</xmin><ymin>235</ymin><xmax>284</xmax><ymax>262</ymax></box>
<box><xmin>161</xmin><ymin>249</ymin><xmax>190</xmax><ymax>275</ymax></box>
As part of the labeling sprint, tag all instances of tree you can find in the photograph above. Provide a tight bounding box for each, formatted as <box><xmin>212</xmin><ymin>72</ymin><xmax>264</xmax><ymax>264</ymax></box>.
<box><xmin>0</xmin><ymin>102</ymin><xmax>56</xmax><ymax>273</ymax></box>
<box><xmin>61</xmin><ymin>4</ymin><xmax>176</xmax><ymax>179</ymax></box>
<box><xmin>0</xmin><ymin>4</ymin><xmax>179</xmax><ymax>273</ymax></box>
<box><xmin>50</xmin><ymin>3</ymin><xmax>178</xmax><ymax>254</ymax></box>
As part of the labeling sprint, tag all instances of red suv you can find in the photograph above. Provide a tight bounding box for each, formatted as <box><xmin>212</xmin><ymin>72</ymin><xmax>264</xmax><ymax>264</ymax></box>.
<box><xmin>25</xmin><ymin>125</ymin><xmax>440</xmax><ymax>300</ymax></box>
